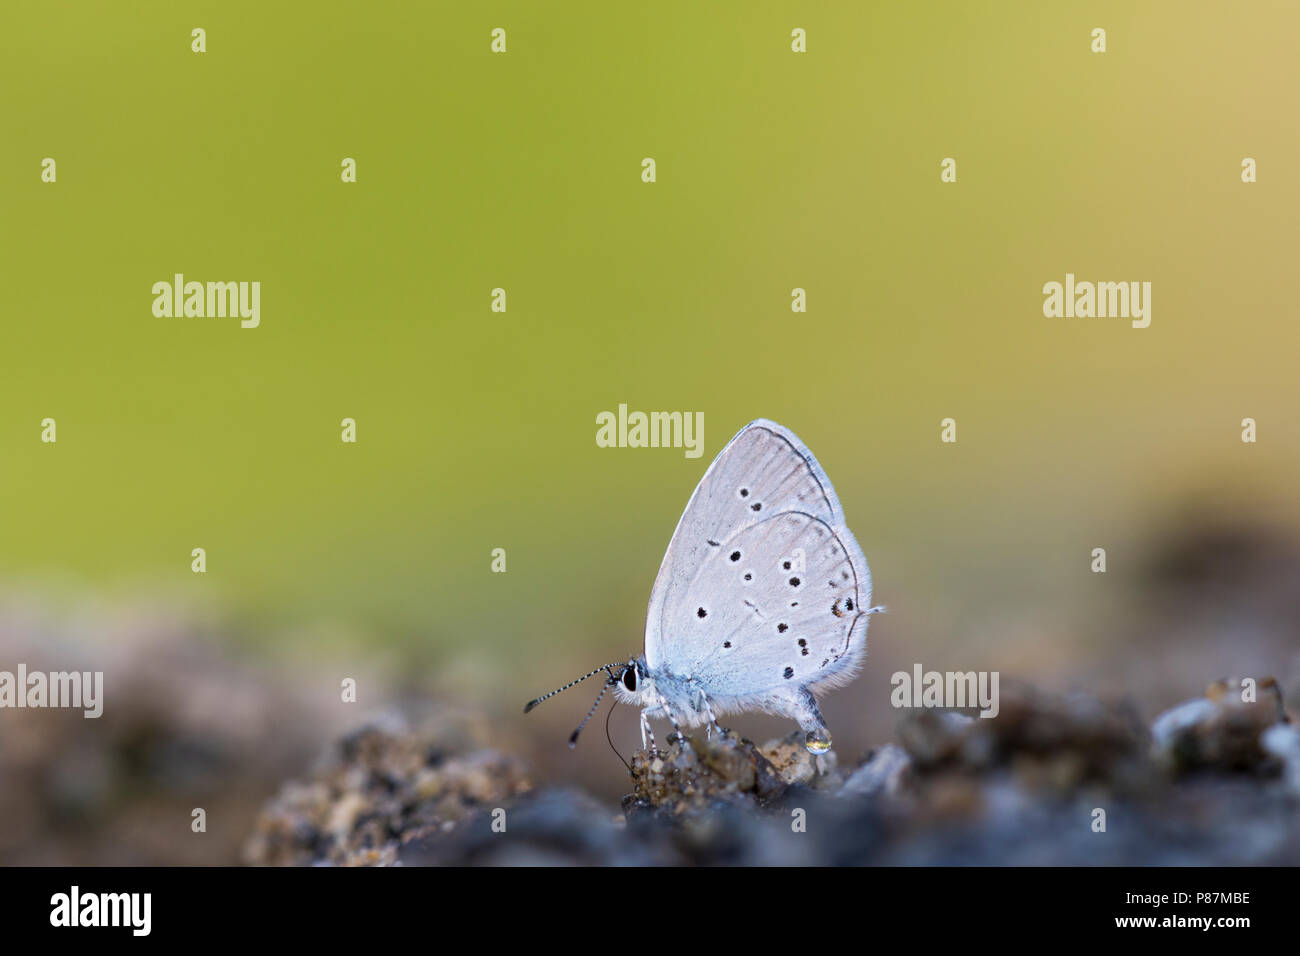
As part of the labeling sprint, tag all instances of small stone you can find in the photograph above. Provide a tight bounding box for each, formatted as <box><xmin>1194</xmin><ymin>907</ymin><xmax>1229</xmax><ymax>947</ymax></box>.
<box><xmin>1151</xmin><ymin>677</ymin><xmax>1290</xmax><ymax>774</ymax></box>
<box><xmin>840</xmin><ymin>744</ymin><xmax>911</xmax><ymax>799</ymax></box>
<box><xmin>1261</xmin><ymin>724</ymin><xmax>1300</xmax><ymax>795</ymax></box>
<box><xmin>897</xmin><ymin>710</ymin><xmax>975</xmax><ymax>767</ymax></box>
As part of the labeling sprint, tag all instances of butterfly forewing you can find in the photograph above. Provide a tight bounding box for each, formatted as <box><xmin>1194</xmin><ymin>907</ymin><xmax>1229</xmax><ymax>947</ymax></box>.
<box><xmin>643</xmin><ymin>420</ymin><xmax>871</xmax><ymax>685</ymax></box>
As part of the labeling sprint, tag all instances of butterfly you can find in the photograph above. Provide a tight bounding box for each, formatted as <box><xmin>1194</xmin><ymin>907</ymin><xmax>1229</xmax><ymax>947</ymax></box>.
<box><xmin>526</xmin><ymin>419</ymin><xmax>881</xmax><ymax>755</ymax></box>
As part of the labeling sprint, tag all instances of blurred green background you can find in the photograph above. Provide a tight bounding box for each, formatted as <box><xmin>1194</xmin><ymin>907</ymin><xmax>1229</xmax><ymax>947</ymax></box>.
<box><xmin>2</xmin><ymin>1</ymin><xmax>1299</xmax><ymax>814</ymax></box>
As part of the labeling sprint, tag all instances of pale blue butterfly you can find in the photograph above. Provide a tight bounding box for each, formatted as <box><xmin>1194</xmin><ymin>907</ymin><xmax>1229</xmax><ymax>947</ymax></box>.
<box><xmin>526</xmin><ymin>419</ymin><xmax>882</xmax><ymax>755</ymax></box>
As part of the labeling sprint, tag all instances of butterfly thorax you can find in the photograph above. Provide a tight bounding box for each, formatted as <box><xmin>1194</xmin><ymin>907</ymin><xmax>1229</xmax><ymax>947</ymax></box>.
<box><xmin>612</xmin><ymin>656</ymin><xmax>720</xmax><ymax>728</ymax></box>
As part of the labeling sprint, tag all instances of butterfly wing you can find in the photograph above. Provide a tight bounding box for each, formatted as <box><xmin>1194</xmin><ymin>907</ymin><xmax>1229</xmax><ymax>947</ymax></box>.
<box><xmin>642</xmin><ymin>419</ymin><xmax>872</xmax><ymax>703</ymax></box>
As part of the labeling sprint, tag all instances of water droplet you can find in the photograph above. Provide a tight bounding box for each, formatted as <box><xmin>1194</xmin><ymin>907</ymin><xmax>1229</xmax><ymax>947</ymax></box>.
<box><xmin>804</xmin><ymin>729</ymin><xmax>832</xmax><ymax>755</ymax></box>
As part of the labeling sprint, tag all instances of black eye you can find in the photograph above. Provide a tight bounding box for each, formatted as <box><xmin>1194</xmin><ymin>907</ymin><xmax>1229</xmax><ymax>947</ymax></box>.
<box><xmin>622</xmin><ymin>667</ymin><xmax>637</xmax><ymax>692</ymax></box>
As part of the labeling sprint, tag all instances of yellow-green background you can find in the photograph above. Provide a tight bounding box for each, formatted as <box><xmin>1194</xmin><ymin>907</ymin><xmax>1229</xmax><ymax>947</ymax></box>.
<box><xmin>2</xmin><ymin>2</ymin><xmax>1298</xmax><ymax>777</ymax></box>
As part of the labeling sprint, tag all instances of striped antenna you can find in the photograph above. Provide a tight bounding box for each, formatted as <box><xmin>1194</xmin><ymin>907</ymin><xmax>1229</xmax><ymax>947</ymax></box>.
<box><xmin>568</xmin><ymin>675</ymin><xmax>618</xmax><ymax>748</ymax></box>
<box><xmin>523</xmin><ymin>663</ymin><xmax>623</xmax><ymax>713</ymax></box>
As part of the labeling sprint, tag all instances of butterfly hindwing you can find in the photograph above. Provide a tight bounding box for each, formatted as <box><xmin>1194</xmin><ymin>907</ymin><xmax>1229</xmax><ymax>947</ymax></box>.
<box><xmin>668</xmin><ymin>511</ymin><xmax>868</xmax><ymax>703</ymax></box>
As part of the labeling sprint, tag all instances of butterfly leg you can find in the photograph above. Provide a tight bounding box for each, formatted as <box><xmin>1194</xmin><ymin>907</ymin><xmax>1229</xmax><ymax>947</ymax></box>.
<box><xmin>690</xmin><ymin>681</ymin><xmax>722</xmax><ymax>740</ymax></box>
<box><xmin>779</xmin><ymin>686</ymin><xmax>833</xmax><ymax>755</ymax></box>
<box><xmin>655</xmin><ymin>695</ymin><xmax>694</xmax><ymax>753</ymax></box>
<box><xmin>639</xmin><ymin>707</ymin><xmax>658</xmax><ymax>754</ymax></box>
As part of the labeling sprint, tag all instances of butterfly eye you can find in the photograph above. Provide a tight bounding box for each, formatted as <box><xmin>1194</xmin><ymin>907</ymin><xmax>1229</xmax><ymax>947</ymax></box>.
<box><xmin>622</xmin><ymin>666</ymin><xmax>637</xmax><ymax>692</ymax></box>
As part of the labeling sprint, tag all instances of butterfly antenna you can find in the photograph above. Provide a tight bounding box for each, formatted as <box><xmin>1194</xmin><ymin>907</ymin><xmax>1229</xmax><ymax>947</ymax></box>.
<box><xmin>523</xmin><ymin>663</ymin><xmax>623</xmax><ymax>713</ymax></box>
<box><xmin>568</xmin><ymin>676</ymin><xmax>617</xmax><ymax>748</ymax></box>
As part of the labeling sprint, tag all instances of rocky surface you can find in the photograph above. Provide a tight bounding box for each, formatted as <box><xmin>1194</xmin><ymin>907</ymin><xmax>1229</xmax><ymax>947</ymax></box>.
<box><xmin>244</xmin><ymin>712</ymin><xmax>533</xmax><ymax>866</ymax></box>
<box><xmin>0</xmin><ymin>609</ymin><xmax>345</xmax><ymax>865</ymax></box>
<box><xmin>246</xmin><ymin>676</ymin><xmax>1300</xmax><ymax>866</ymax></box>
